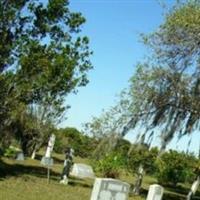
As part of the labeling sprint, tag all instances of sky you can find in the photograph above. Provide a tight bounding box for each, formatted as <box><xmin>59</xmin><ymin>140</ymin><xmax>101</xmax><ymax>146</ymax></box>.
<box><xmin>59</xmin><ymin>0</ymin><xmax>199</xmax><ymax>155</ymax></box>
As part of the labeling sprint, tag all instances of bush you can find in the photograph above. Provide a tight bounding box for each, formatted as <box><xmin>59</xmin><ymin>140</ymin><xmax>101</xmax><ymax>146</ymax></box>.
<box><xmin>156</xmin><ymin>150</ymin><xmax>195</xmax><ymax>186</ymax></box>
<box><xmin>94</xmin><ymin>153</ymin><xmax>124</xmax><ymax>178</ymax></box>
<box><xmin>3</xmin><ymin>146</ymin><xmax>19</xmax><ymax>158</ymax></box>
<box><xmin>127</xmin><ymin>145</ymin><xmax>158</xmax><ymax>175</ymax></box>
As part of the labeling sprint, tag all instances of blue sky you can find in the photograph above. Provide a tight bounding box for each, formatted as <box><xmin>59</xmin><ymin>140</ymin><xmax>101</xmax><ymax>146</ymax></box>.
<box><xmin>59</xmin><ymin>0</ymin><xmax>199</xmax><ymax>154</ymax></box>
<box><xmin>62</xmin><ymin>0</ymin><xmax>165</xmax><ymax>127</ymax></box>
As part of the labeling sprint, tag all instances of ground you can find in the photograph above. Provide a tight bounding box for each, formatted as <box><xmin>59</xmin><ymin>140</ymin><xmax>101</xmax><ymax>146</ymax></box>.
<box><xmin>0</xmin><ymin>153</ymin><xmax>200</xmax><ymax>200</ymax></box>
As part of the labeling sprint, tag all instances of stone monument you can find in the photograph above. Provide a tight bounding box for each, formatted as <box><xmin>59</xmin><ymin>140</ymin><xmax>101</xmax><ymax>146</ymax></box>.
<box><xmin>41</xmin><ymin>134</ymin><xmax>56</xmax><ymax>183</ymax></box>
<box><xmin>60</xmin><ymin>147</ymin><xmax>74</xmax><ymax>185</ymax></box>
<box><xmin>16</xmin><ymin>151</ymin><xmax>24</xmax><ymax>161</ymax></box>
<box><xmin>146</xmin><ymin>184</ymin><xmax>164</xmax><ymax>200</ymax></box>
<box><xmin>70</xmin><ymin>163</ymin><xmax>95</xmax><ymax>179</ymax></box>
<box><xmin>90</xmin><ymin>178</ymin><xmax>130</xmax><ymax>200</ymax></box>
<box><xmin>187</xmin><ymin>176</ymin><xmax>200</xmax><ymax>200</ymax></box>
<box><xmin>41</xmin><ymin>134</ymin><xmax>56</xmax><ymax>166</ymax></box>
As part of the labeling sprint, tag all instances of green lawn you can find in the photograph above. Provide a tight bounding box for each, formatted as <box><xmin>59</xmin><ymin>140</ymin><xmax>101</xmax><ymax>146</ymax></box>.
<box><xmin>0</xmin><ymin>154</ymin><xmax>199</xmax><ymax>200</ymax></box>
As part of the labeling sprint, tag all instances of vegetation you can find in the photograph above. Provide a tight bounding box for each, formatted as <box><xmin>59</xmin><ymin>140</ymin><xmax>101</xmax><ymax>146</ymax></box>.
<box><xmin>0</xmin><ymin>0</ymin><xmax>92</xmax><ymax>155</ymax></box>
<box><xmin>156</xmin><ymin>150</ymin><xmax>197</xmax><ymax>186</ymax></box>
<box><xmin>120</xmin><ymin>0</ymin><xmax>200</xmax><ymax>149</ymax></box>
<box><xmin>54</xmin><ymin>127</ymin><xmax>97</xmax><ymax>158</ymax></box>
<box><xmin>1</xmin><ymin>0</ymin><xmax>200</xmax><ymax>199</ymax></box>
<box><xmin>0</xmin><ymin>153</ymin><xmax>200</xmax><ymax>200</ymax></box>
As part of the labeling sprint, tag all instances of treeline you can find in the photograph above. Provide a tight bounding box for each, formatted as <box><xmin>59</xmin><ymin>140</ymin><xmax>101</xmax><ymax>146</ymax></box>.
<box><xmin>53</xmin><ymin>129</ymin><xmax>200</xmax><ymax>187</ymax></box>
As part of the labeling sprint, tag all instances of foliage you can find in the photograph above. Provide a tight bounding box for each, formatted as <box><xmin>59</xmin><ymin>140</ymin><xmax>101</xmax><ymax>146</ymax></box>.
<box><xmin>111</xmin><ymin>1</ymin><xmax>200</xmax><ymax>151</ymax></box>
<box><xmin>155</xmin><ymin>150</ymin><xmax>196</xmax><ymax>186</ymax></box>
<box><xmin>93</xmin><ymin>152</ymin><xmax>124</xmax><ymax>178</ymax></box>
<box><xmin>127</xmin><ymin>145</ymin><xmax>158</xmax><ymax>175</ymax></box>
<box><xmin>0</xmin><ymin>0</ymin><xmax>92</xmax><ymax>152</ymax></box>
<box><xmin>84</xmin><ymin>95</ymin><xmax>133</xmax><ymax>159</ymax></box>
<box><xmin>3</xmin><ymin>145</ymin><xmax>23</xmax><ymax>158</ymax></box>
<box><xmin>3</xmin><ymin>147</ymin><xmax>17</xmax><ymax>158</ymax></box>
<box><xmin>54</xmin><ymin>127</ymin><xmax>96</xmax><ymax>157</ymax></box>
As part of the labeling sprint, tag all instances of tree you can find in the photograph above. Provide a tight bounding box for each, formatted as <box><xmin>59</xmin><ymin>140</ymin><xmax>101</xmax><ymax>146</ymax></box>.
<box><xmin>120</xmin><ymin>1</ymin><xmax>200</xmax><ymax>198</ymax></box>
<box><xmin>84</xmin><ymin>90</ymin><xmax>133</xmax><ymax>159</ymax></box>
<box><xmin>86</xmin><ymin>0</ymin><xmax>200</xmax><ymax>196</ymax></box>
<box><xmin>124</xmin><ymin>0</ymin><xmax>200</xmax><ymax>149</ymax></box>
<box><xmin>54</xmin><ymin>127</ymin><xmax>97</xmax><ymax>157</ymax></box>
<box><xmin>0</xmin><ymin>0</ymin><xmax>92</xmax><ymax>152</ymax></box>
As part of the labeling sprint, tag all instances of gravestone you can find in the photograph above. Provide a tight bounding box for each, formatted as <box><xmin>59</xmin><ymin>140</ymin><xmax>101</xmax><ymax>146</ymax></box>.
<box><xmin>41</xmin><ymin>134</ymin><xmax>56</xmax><ymax>166</ymax></box>
<box><xmin>60</xmin><ymin>148</ymin><xmax>74</xmax><ymax>185</ymax></box>
<box><xmin>16</xmin><ymin>152</ymin><xmax>24</xmax><ymax>161</ymax></box>
<box><xmin>41</xmin><ymin>157</ymin><xmax>54</xmax><ymax>166</ymax></box>
<box><xmin>70</xmin><ymin>163</ymin><xmax>95</xmax><ymax>179</ymax></box>
<box><xmin>90</xmin><ymin>178</ymin><xmax>130</xmax><ymax>200</ymax></box>
<box><xmin>187</xmin><ymin>176</ymin><xmax>200</xmax><ymax>200</ymax></box>
<box><xmin>146</xmin><ymin>184</ymin><xmax>164</xmax><ymax>200</ymax></box>
<box><xmin>45</xmin><ymin>134</ymin><xmax>56</xmax><ymax>158</ymax></box>
<box><xmin>40</xmin><ymin>134</ymin><xmax>56</xmax><ymax>183</ymax></box>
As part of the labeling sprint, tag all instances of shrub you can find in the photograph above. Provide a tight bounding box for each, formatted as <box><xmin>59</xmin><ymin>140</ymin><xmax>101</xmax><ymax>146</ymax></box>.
<box><xmin>94</xmin><ymin>153</ymin><xmax>124</xmax><ymax>178</ymax></box>
<box><xmin>127</xmin><ymin>145</ymin><xmax>158</xmax><ymax>175</ymax></box>
<box><xmin>156</xmin><ymin>150</ymin><xmax>195</xmax><ymax>186</ymax></box>
<box><xmin>3</xmin><ymin>146</ymin><xmax>18</xmax><ymax>158</ymax></box>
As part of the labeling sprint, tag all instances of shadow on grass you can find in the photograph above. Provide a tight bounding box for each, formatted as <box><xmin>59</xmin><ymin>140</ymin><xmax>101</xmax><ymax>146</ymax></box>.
<box><xmin>0</xmin><ymin>158</ymin><xmax>93</xmax><ymax>189</ymax></box>
<box><xmin>0</xmin><ymin>158</ymin><xmax>61</xmax><ymax>180</ymax></box>
<box><xmin>129</xmin><ymin>185</ymin><xmax>200</xmax><ymax>200</ymax></box>
<box><xmin>68</xmin><ymin>180</ymin><xmax>92</xmax><ymax>188</ymax></box>
<box><xmin>34</xmin><ymin>154</ymin><xmax>64</xmax><ymax>164</ymax></box>
<box><xmin>163</xmin><ymin>184</ymin><xmax>200</xmax><ymax>200</ymax></box>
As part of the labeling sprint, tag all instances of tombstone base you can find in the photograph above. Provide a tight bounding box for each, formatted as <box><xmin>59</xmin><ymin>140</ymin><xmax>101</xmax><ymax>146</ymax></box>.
<box><xmin>60</xmin><ymin>175</ymin><xmax>69</xmax><ymax>185</ymax></box>
<box><xmin>41</xmin><ymin>156</ymin><xmax>54</xmax><ymax>166</ymax></box>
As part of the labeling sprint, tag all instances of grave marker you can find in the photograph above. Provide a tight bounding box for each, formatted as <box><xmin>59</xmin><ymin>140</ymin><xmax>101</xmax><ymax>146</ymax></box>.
<box><xmin>70</xmin><ymin>163</ymin><xmax>95</xmax><ymax>179</ymax></box>
<box><xmin>41</xmin><ymin>134</ymin><xmax>56</xmax><ymax>183</ymax></box>
<box><xmin>90</xmin><ymin>178</ymin><xmax>130</xmax><ymax>200</ymax></box>
<box><xmin>187</xmin><ymin>176</ymin><xmax>200</xmax><ymax>200</ymax></box>
<box><xmin>146</xmin><ymin>184</ymin><xmax>164</xmax><ymax>200</ymax></box>
<box><xmin>60</xmin><ymin>148</ymin><xmax>74</xmax><ymax>185</ymax></box>
<box><xmin>16</xmin><ymin>152</ymin><xmax>24</xmax><ymax>161</ymax></box>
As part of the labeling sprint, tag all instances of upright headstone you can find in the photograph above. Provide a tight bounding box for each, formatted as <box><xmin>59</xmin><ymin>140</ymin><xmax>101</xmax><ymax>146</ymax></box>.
<box><xmin>41</xmin><ymin>134</ymin><xmax>56</xmax><ymax>183</ymax></box>
<box><xmin>16</xmin><ymin>151</ymin><xmax>24</xmax><ymax>161</ymax></box>
<box><xmin>187</xmin><ymin>176</ymin><xmax>200</xmax><ymax>200</ymax></box>
<box><xmin>133</xmin><ymin>164</ymin><xmax>144</xmax><ymax>195</ymax></box>
<box><xmin>70</xmin><ymin>163</ymin><xmax>95</xmax><ymax>179</ymax></box>
<box><xmin>60</xmin><ymin>147</ymin><xmax>74</xmax><ymax>185</ymax></box>
<box><xmin>90</xmin><ymin>178</ymin><xmax>130</xmax><ymax>200</ymax></box>
<box><xmin>45</xmin><ymin>134</ymin><xmax>56</xmax><ymax>158</ymax></box>
<box><xmin>146</xmin><ymin>184</ymin><xmax>164</xmax><ymax>200</ymax></box>
<box><xmin>41</xmin><ymin>134</ymin><xmax>56</xmax><ymax>166</ymax></box>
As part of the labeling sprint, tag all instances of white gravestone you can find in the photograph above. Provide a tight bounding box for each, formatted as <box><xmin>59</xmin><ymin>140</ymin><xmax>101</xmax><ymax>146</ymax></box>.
<box><xmin>16</xmin><ymin>152</ymin><xmax>24</xmax><ymax>161</ymax></box>
<box><xmin>45</xmin><ymin>134</ymin><xmax>56</xmax><ymax>158</ymax></box>
<box><xmin>146</xmin><ymin>184</ymin><xmax>164</xmax><ymax>200</ymax></box>
<box><xmin>41</xmin><ymin>134</ymin><xmax>56</xmax><ymax>166</ymax></box>
<box><xmin>70</xmin><ymin>163</ymin><xmax>95</xmax><ymax>179</ymax></box>
<box><xmin>90</xmin><ymin>178</ymin><xmax>130</xmax><ymax>200</ymax></box>
<box><xmin>40</xmin><ymin>134</ymin><xmax>56</xmax><ymax>183</ymax></box>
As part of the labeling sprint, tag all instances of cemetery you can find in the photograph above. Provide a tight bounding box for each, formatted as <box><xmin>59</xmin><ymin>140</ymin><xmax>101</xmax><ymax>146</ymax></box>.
<box><xmin>1</xmin><ymin>0</ymin><xmax>200</xmax><ymax>200</ymax></box>
<box><xmin>0</xmin><ymin>132</ymin><xmax>200</xmax><ymax>200</ymax></box>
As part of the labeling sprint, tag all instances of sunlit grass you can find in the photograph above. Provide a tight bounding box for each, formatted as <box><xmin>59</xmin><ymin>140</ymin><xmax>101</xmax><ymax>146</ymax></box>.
<box><xmin>0</xmin><ymin>154</ymin><xmax>200</xmax><ymax>200</ymax></box>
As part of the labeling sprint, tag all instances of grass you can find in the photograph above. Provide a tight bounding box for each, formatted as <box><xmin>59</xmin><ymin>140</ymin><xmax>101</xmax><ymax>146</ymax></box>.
<box><xmin>0</xmin><ymin>153</ymin><xmax>200</xmax><ymax>200</ymax></box>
